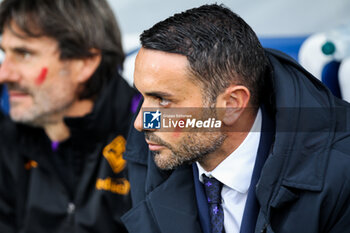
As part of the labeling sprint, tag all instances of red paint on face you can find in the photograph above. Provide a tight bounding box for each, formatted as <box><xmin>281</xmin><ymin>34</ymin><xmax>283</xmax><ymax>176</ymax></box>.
<box><xmin>172</xmin><ymin>118</ymin><xmax>185</xmax><ymax>138</ymax></box>
<box><xmin>35</xmin><ymin>67</ymin><xmax>48</xmax><ymax>85</ymax></box>
<box><xmin>172</xmin><ymin>131</ymin><xmax>181</xmax><ymax>138</ymax></box>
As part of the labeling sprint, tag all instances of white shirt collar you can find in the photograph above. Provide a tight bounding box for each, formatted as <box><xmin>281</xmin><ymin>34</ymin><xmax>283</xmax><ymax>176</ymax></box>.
<box><xmin>197</xmin><ymin>108</ymin><xmax>262</xmax><ymax>193</ymax></box>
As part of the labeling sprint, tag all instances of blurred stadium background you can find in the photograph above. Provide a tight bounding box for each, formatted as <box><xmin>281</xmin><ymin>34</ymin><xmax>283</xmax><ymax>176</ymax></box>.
<box><xmin>1</xmin><ymin>0</ymin><xmax>350</xmax><ymax>113</ymax></box>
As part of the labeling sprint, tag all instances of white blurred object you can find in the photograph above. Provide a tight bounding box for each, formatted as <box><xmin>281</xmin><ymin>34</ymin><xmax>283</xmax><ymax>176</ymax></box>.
<box><xmin>339</xmin><ymin>58</ymin><xmax>350</xmax><ymax>102</ymax></box>
<box><xmin>122</xmin><ymin>33</ymin><xmax>140</xmax><ymax>87</ymax></box>
<box><xmin>299</xmin><ymin>24</ymin><xmax>350</xmax><ymax>101</ymax></box>
<box><xmin>109</xmin><ymin>0</ymin><xmax>350</xmax><ymax>37</ymax></box>
<box><xmin>0</xmin><ymin>48</ymin><xmax>4</xmax><ymax>64</ymax></box>
<box><xmin>298</xmin><ymin>33</ymin><xmax>333</xmax><ymax>80</ymax></box>
<box><xmin>321</xmin><ymin>24</ymin><xmax>350</xmax><ymax>61</ymax></box>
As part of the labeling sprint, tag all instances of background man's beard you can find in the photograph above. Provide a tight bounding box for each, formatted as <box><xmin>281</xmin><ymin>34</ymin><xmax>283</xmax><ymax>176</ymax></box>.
<box><xmin>10</xmin><ymin>96</ymin><xmax>73</xmax><ymax>127</ymax></box>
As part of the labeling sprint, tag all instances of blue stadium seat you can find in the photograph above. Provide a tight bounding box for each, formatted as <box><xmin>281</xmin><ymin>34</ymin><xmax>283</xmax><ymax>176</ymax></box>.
<box><xmin>259</xmin><ymin>36</ymin><xmax>308</xmax><ymax>62</ymax></box>
<box><xmin>0</xmin><ymin>85</ymin><xmax>9</xmax><ymax>114</ymax></box>
<box><xmin>321</xmin><ymin>61</ymin><xmax>342</xmax><ymax>98</ymax></box>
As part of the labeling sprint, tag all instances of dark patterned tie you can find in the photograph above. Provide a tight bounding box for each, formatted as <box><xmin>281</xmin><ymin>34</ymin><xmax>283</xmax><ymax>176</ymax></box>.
<box><xmin>202</xmin><ymin>174</ymin><xmax>225</xmax><ymax>233</ymax></box>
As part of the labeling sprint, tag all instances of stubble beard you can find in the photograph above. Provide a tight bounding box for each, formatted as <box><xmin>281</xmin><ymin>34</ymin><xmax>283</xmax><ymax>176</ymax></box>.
<box><xmin>9</xmin><ymin>84</ymin><xmax>75</xmax><ymax>127</ymax></box>
<box><xmin>147</xmin><ymin>131</ymin><xmax>227</xmax><ymax>170</ymax></box>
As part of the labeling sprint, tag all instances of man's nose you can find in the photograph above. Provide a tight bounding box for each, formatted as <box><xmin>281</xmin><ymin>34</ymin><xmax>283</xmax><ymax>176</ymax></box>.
<box><xmin>134</xmin><ymin>109</ymin><xmax>143</xmax><ymax>132</ymax></box>
<box><xmin>0</xmin><ymin>58</ymin><xmax>20</xmax><ymax>83</ymax></box>
<box><xmin>133</xmin><ymin>100</ymin><xmax>158</xmax><ymax>132</ymax></box>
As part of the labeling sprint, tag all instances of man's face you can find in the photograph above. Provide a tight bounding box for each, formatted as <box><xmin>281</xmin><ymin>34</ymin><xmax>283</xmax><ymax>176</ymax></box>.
<box><xmin>134</xmin><ymin>48</ymin><xmax>226</xmax><ymax>170</ymax></box>
<box><xmin>0</xmin><ymin>23</ymin><xmax>80</xmax><ymax>126</ymax></box>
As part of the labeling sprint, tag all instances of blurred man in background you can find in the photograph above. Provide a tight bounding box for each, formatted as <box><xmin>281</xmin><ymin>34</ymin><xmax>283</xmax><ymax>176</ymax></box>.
<box><xmin>0</xmin><ymin>0</ymin><xmax>136</xmax><ymax>232</ymax></box>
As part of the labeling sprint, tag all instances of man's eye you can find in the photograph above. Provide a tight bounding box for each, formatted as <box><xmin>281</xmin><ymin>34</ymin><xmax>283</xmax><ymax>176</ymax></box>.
<box><xmin>20</xmin><ymin>52</ymin><xmax>32</xmax><ymax>60</ymax></box>
<box><xmin>14</xmin><ymin>51</ymin><xmax>32</xmax><ymax>61</ymax></box>
<box><xmin>159</xmin><ymin>98</ymin><xmax>170</xmax><ymax>106</ymax></box>
<box><xmin>23</xmin><ymin>52</ymin><xmax>31</xmax><ymax>59</ymax></box>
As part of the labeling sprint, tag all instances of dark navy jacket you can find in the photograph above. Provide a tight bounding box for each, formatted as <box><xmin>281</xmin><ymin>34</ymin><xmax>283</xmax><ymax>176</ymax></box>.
<box><xmin>122</xmin><ymin>49</ymin><xmax>350</xmax><ymax>233</ymax></box>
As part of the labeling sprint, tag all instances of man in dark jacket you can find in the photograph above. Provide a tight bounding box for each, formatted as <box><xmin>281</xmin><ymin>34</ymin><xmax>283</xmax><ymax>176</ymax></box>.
<box><xmin>0</xmin><ymin>0</ymin><xmax>136</xmax><ymax>232</ymax></box>
<box><xmin>121</xmin><ymin>4</ymin><xmax>350</xmax><ymax>233</ymax></box>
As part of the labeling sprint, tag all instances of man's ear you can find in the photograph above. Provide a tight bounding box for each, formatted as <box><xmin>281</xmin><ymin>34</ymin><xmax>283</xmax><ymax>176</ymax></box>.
<box><xmin>216</xmin><ymin>85</ymin><xmax>250</xmax><ymax>126</ymax></box>
<box><xmin>74</xmin><ymin>49</ymin><xmax>102</xmax><ymax>83</ymax></box>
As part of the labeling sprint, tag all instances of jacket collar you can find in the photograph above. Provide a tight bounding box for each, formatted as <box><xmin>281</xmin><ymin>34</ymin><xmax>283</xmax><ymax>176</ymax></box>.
<box><xmin>64</xmin><ymin>75</ymin><xmax>135</xmax><ymax>143</ymax></box>
<box><xmin>123</xmin><ymin>126</ymin><xmax>148</xmax><ymax>165</ymax></box>
<box><xmin>122</xmin><ymin>152</ymin><xmax>202</xmax><ymax>233</ymax></box>
<box><xmin>256</xmin><ymin>49</ymin><xmax>337</xmax><ymax>216</ymax></box>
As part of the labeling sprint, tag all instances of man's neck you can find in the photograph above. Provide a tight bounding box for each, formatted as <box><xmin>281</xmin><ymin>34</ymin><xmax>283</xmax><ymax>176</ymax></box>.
<box><xmin>198</xmin><ymin>108</ymin><xmax>258</xmax><ymax>171</ymax></box>
<box><xmin>44</xmin><ymin>98</ymin><xmax>94</xmax><ymax>142</ymax></box>
<box><xmin>44</xmin><ymin>121</ymin><xmax>70</xmax><ymax>142</ymax></box>
<box><xmin>64</xmin><ymin>98</ymin><xmax>94</xmax><ymax>118</ymax></box>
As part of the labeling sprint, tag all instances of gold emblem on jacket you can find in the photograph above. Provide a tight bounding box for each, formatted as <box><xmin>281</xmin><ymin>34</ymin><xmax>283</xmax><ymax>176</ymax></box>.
<box><xmin>96</xmin><ymin>177</ymin><xmax>130</xmax><ymax>195</ymax></box>
<box><xmin>96</xmin><ymin>135</ymin><xmax>130</xmax><ymax>195</ymax></box>
<box><xmin>103</xmin><ymin>135</ymin><xmax>127</xmax><ymax>174</ymax></box>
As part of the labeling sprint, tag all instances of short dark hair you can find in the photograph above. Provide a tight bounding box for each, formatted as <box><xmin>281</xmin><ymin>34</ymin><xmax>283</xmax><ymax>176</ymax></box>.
<box><xmin>140</xmin><ymin>4</ymin><xmax>271</xmax><ymax>106</ymax></box>
<box><xmin>0</xmin><ymin>0</ymin><xmax>124</xmax><ymax>99</ymax></box>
